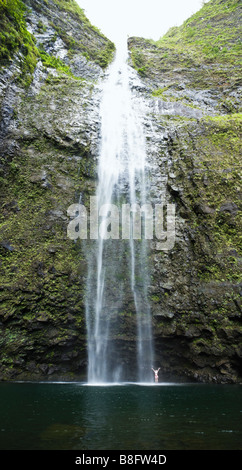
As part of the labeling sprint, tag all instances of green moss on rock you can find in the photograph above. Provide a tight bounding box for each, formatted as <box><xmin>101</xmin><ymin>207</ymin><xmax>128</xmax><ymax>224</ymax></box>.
<box><xmin>0</xmin><ymin>0</ymin><xmax>39</xmax><ymax>83</ymax></box>
<box><xmin>128</xmin><ymin>0</ymin><xmax>241</xmax><ymax>111</ymax></box>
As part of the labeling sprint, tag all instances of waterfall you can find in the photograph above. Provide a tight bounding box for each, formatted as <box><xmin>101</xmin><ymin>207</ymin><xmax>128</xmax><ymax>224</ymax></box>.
<box><xmin>85</xmin><ymin>43</ymin><xmax>154</xmax><ymax>384</ymax></box>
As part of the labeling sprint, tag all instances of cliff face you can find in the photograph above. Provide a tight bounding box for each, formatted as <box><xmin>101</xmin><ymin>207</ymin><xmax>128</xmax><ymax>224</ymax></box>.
<box><xmin>128</xmin><ymin>0</ymin><xmax>242</xmax><ymax>383</ymax></box>
<box><xmin>0</xmin><ymin>0</ymin><xmax>114</xmax><ymax>381</ymax></box>
<box><xmin>0</xmin><ymin>0</ymin><xmax>241</xmax><ymax>383</ymax></box>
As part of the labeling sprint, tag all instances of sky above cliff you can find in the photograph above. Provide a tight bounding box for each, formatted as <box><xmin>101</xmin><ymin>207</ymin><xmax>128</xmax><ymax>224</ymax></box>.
<box><xmin>77</xmin><ymin>0</ymin><xmax>208</xmax><ymax>43</ymax></box>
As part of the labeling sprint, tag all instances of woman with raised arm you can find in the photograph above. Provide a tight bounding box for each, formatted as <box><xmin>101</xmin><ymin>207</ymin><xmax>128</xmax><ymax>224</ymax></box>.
<box><xmin>152</xmin><ymin>367</ymin><xmax>160</xmax><ymax>383</ymax></box>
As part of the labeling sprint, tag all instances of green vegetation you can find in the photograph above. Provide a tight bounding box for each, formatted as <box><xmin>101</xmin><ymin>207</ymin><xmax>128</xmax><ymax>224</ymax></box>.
<box><xmin>169</xmin><ymin>112</ymin><xmax>241</xmax><ymax>283</ymax></box>
<box><xmin>152</xmin><ymin>87</ymin><xmax>170</xmax><ymax>97</ymax></box>
<box><xmin>52</xmin><ymin>0</ymin><xmax>101</xmax><ymax>32</ymax></box>
<box><xmin>0</xmin><ymin>124</ymin><xmax>87</xmax><ymax>377</ymax></box>
<box><xmin>156</xmin><ymin>0</ymin><xmax>241</xmax><ymax>66</ymax></box>
<box><xmin>50</xmin><ymin>0</ymin><xmax>115</xmax><ymax>68</ymax></box>
<box><xmin>129</xmin><ymin>0</ymin><xmax>241</xmax><ymax>89</ymax></box>
<box><xmin>130</xmin><ymin>48</ymin><xmax>148</xmax><ymax>76</ymax></box>
<box><xmin>39</xmin><ymin>49</ymin><xmax>82</xmax><ymax>79</ymax></box>
<box><xmin>0</xmin><ymin>0</ymin><xmax>115</xmax><ymax>90</ymax></box>
<box><xmin>1</xmin><ymin>0</ymin><xmax>241</xmax><ymax>382</ymax></box>
<box><xmin>93</xmin><ymin>41</ymin><xmax>116</xmax><ymax>68</ymax></box>
<box><xmin>151</xmin><ymin>295</ymin><xmax>160</xmax><ymax>303</ymax></box>
<box><xmin>0</xmin><ymin>0</ymin><xmax>39</xmax><ymax>84</ymax></box>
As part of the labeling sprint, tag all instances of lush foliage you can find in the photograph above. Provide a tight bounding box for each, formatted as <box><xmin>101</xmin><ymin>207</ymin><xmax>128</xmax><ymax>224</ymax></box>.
<box><xmin>129</xmin><ymin>0</ymin><xmax>241</xmax><ymax>86</ymax></box>
<box><xmin>39</xmin><ymin>49</ymin><xmax>79</xmax><ymax>78</ymax></box>
<box><xmin>156</xmin><ymin>0</ymin><xmax>241</xmax><ymax>66</ymax></box>
<box><xmin>0</xmin><ymin>0</ymin><xmax>115</xmax><ymax>86</ymax></box>
<box><xmin>51</xmin><ymin>0</ymin><xmax>115</xmax><ymax>68</ymax></box>
<box><xmin>0</xmin><ymin>0</ymin><xmax>39</xmax><ymax>83</ymax></box>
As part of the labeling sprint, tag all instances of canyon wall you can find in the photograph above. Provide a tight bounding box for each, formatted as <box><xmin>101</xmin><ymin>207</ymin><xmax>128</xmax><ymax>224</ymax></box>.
<box><xmin>128</xmin><ymin>0</ymin><xmax>241</xmax><ymax>382</ymax></box>
<box><xmin>0</xmin><ymin>0</ymin><xmax>241</xmax><ymax>383</ymax></box>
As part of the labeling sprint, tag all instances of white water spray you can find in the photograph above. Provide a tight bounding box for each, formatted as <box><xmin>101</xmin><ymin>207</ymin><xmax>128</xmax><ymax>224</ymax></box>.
<box><xmin>85</xmin><ymin>43</ymin><xmax>154</xmax><ymax>383</ymax></box>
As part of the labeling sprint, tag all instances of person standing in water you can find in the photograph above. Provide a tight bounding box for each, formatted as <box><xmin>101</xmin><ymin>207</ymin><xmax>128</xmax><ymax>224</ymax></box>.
<box><xmin>152</xmin><ymin>367</ymin><xmax>160</xmax><ymax>383</ymax></box>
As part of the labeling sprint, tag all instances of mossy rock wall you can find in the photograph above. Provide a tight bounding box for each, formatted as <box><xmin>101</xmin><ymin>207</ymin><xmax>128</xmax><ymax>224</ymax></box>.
<box><xmin>128</xmin><ymin>0</ymin><xmax>242</xmax><ymax>383</ymax></box>
<box><xmin>149</xmin><ymin>114</ymin><xmax>242</xmax><ymax>383</ymax></box>
<box><xmin>0</xmin><ymin>0</ymin><xmax>111</xmax><ymax>381</ymax></box>
<box><xmin>0</xmin><ymin>0</ymin><xmax>241</xmax><ymax>383</ymax></box>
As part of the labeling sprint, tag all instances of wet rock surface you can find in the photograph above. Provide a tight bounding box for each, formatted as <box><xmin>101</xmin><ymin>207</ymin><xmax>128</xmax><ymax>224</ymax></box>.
<box><xmin>0</xmin><ymin>0</ymin><xmax>241</xmax><ymax>383</ymax></box>
<box><xmin>0</xmin><ymin>0</ymin><xmax>106</xmax><ymax>381</ymax></box>
<box><xmin>127</xmin><ymin>0</ymin><xmax>242</xmax><ymax>384</ymax></box>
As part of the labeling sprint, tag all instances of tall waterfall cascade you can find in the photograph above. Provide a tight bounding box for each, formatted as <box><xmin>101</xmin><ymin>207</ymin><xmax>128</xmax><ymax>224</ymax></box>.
<box><xmin>85</xmin><ymin>43</ymin><xmax>154</xmax><ymax>384</ymax></box>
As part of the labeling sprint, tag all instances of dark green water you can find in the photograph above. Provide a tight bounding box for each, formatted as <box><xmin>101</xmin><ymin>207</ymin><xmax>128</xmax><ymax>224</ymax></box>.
<box><xmin>0</xmin><ymin>382</ymin><xmax>241</xmax><ymax>450</ymax></box>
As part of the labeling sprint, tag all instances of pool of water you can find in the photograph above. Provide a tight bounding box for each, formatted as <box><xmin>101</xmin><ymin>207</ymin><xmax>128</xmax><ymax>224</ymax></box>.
<box><xmin>0</xmin><ymin>382</ymin><xmax>241</xmax><ymax>450</ymax></box>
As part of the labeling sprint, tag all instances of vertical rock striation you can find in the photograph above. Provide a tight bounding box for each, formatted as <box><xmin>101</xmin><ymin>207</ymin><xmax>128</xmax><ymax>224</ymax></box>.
<box><xmin>128</xmin><ymin>0</ymin><xmax>242</xmax><ymax>383</ymax></box>
<box><xmin>0</xmin><ymin>0</ymin><xmax>241</xmax><ymax>384</ymax></box>
<box><xmin>0</xmin><ymin>0</ymin><xmax>114</xmax><ymax>381</ymax></box>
